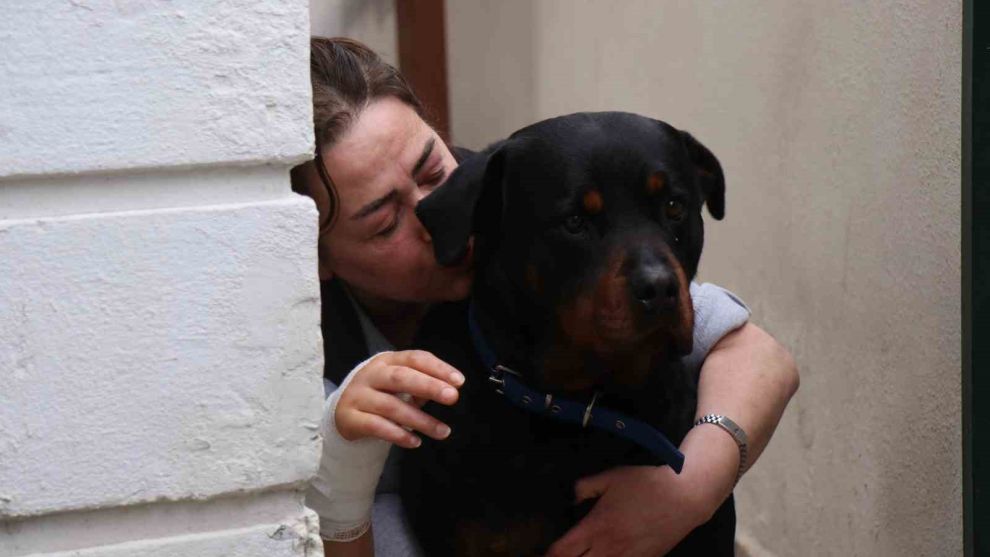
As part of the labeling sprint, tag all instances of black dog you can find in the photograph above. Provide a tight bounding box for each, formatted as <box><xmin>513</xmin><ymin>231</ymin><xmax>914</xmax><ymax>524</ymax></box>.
<box><xmin>401</xmin><ymin>112</ymin><xmax>735</xmax><ymax>556</ymax></box>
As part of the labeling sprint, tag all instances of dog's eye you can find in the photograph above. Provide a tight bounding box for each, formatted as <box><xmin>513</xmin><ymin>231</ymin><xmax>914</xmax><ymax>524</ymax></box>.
<box><xmin>564</xmin><ymin>215</ymin><xmax>586</xmax><ymax>234</ymax></box>
<box><xmin>665</xmin><ymin>200</ymin><xmax>686</xmax><ymax>222</ymax></box>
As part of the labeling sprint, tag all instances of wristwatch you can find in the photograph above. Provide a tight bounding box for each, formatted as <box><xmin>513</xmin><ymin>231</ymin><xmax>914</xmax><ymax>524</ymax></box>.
<box><xmin>694</xmin><ymin>414</ymin><xmax>749</xmax><ymax>485</ymax></box>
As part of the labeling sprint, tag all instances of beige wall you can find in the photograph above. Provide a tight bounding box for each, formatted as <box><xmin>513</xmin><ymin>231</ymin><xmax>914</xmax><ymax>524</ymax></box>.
<box><xmin>310</xmin><ymin>0</ymin><xmax>397</xmax><ymax>66</ymax></box>
<box><xmin>448</xmin><ymin>2</ymin><xmax>962</xmax><ymax>555</ymax></box>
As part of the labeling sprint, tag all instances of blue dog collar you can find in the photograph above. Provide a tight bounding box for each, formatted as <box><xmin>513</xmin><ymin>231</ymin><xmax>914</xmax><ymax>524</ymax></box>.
<box><xmin>467</xmin><ymin>303</ymin><xmax>685</xmax><ymax>474</ymax></box>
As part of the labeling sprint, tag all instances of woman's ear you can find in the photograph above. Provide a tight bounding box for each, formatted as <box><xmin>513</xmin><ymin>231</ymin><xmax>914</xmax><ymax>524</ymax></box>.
<box><xmin>318</xmin><ymin>260</ymin><xmax>334</xmax><ymax>281</ymax></box>
<box><xmin>315</xmin><ymin>231</ymin><xmax>335</xmax><ymax>280</ymax></box>
<box><xmin>415</xmin><ymin>140</ymin><xmax>508</xmax><ymax>266</ymax></box>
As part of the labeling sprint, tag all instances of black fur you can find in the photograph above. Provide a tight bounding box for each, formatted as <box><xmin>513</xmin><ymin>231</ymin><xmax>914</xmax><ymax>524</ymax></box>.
<box><xmin>402</xmin><ymin>112</ymin><xmax>734</xmax><ymax>556</ymax></box>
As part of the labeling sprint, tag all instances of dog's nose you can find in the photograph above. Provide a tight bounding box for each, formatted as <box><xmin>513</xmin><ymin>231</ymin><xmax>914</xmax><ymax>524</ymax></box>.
<box><xmin>629</xmin><ymin>263</ymin><xmax>678</xmax><ymax>313</ymax></box>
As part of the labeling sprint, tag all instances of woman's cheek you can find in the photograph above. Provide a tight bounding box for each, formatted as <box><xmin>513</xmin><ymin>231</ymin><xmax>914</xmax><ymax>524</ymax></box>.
<box><xmin>381</xmin><ymin>238</ymin><xmax>431</xmax><ymax>280</ymax></box>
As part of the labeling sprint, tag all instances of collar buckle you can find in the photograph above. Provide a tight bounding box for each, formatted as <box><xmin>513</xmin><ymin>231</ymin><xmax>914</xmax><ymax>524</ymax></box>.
<box><xmin>488</xmin><ymin>364</ymin><xmax>521</xmax><ymax>395</ymax></box>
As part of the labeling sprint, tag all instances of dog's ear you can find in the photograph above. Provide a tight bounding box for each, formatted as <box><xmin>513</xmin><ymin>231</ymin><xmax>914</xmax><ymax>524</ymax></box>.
<box><xmin>679</xmin><ymin>130</ymin><xmax>725</xmax><ymax>220</ymax></box>
<box><xmin>415</xmin><ymin>141</ymin><xmax>508</xmax><ymax>266</ymax></box>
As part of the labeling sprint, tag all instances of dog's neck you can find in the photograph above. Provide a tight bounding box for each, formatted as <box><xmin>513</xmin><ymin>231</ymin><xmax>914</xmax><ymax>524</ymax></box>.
<box><xmin>470</xmin><ymin>272</ymin><xmax>669</xmax><ymax>398</ymax></box>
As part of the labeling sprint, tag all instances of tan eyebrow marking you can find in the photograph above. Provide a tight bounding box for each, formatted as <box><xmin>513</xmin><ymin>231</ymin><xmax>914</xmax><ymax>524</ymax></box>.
<box><xmin>583</xmin><ymin>189</ymin><xmax>604</xmax><ymax>215</ymax></box>
<box><xmin>647</xmin><ymin>172</ymin><xmax>666</xmax><ymax>194</ymax></box>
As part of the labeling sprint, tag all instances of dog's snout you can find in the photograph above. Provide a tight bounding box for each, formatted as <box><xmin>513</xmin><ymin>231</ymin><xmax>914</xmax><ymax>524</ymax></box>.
<box><xmin>629</xmin><ymin>261</ymin><xmax>678</xmax><ymax>313</ymax></box>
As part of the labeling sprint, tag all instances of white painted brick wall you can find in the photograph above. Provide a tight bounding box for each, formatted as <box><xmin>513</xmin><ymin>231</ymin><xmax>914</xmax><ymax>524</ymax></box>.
<box><xmin>0</xmin><ymin>2</ymin><xmax>323</xmax><ymax>556</ymax></box>
<box><xmin>0</xmin><ymin>1</ymin><xmax>313</xmax><ymax>177</ymax></box>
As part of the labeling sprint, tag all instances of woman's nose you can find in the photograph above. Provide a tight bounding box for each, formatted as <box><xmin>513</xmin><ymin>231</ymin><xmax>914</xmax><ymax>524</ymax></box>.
<box><xmin>407</xmin><ymin>202</ymin><xmax>433</xmax><ymax>244</ymax></box>
<box><xmin>410</xmin><ymin>188</ymin><xmax>433</xmax><ymax>243</ymax></box>
<box><xmin>412</xmin><ymin>184</ymin><xmax>430</xmax><ymax>203</ymax></box>
<box><xmin>417</xmin><ymin>220</ymin><xmax>432</xmax><ymax>244</ymax></box>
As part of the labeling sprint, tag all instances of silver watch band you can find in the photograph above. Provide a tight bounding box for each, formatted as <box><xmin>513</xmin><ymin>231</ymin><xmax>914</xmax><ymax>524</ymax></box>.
<box><xmin>694</xmin><ymin>414</ymin><xmax>749</xmax><ymax>484</ymax></box>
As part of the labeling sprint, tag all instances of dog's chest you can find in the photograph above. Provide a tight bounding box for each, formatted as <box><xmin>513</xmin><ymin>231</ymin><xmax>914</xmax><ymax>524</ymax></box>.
<box><xmin>407</xmin><ymin>302</ymin><xmax>694</xmax><ymax>500</ymax></box>
<box><xmin>400</xmin><ymin>302</ymin><xmax>703</xmax><ymax>555</ymax></box>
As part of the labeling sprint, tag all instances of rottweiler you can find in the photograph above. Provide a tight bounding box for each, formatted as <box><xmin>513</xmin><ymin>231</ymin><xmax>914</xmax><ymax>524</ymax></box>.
<box><xmin>401</xmin><ymin>112</ymin><xmax>735</xmax><ymax>556</ymax></box>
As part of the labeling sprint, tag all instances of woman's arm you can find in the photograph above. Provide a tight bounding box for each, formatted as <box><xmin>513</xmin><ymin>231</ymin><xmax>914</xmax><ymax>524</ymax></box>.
<box><xmin>546</xmin><ymin>322</ymin><xmax>799</xmax><ymax>557</ymax></box>
<box><xmin>699</xmin><ymin>322</ymin><xmax>800</xmax><ymax>470</ymax></box>
<box><xmin>683</xmin><ymin>321</ymin><xmax>800</xmax><ymax>515</ymax></box>
<box><xmin>323</xmin><ymin>527</ymin><xmax>374</xmax><ymax>557</ymax></box>
<box><xmin>310</xmin><ymin>350</ymin><xmax>464</xmax><ymax>555</ymax></box>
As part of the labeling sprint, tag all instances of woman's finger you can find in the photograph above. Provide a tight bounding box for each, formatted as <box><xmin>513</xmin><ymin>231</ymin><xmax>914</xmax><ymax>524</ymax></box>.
<box><xmin>358</xmin><ymin>391</ymin><xmax>452</xmax><ymax>440</ymax></box>
<box><xmin>368</xmin><ymin>364</ymin><xmax>460</xmax><ymax>406</ymax></box>
<box><xmin>342</xmin><ymin>409</ymin><xmax>423</xmax><ymax>449</ymax></box>
<box><xmin>386</xmin><ymin>350</ymin><xmax>465</xmax><ymax>387</ymax></box>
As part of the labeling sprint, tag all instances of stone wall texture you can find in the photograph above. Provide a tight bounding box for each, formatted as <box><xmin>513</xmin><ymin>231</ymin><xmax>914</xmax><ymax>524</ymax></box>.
<box><xmin>1</xmin><ymin>2</ymin><xmax>324</xmax><ymax>556</ymax></box>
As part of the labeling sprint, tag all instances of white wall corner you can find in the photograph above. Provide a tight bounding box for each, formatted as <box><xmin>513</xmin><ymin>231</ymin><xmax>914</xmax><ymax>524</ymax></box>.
<box><xmin>1</xmin><ymin>1</ymin><xmax>324</xmax><ymax>555</ymax></box>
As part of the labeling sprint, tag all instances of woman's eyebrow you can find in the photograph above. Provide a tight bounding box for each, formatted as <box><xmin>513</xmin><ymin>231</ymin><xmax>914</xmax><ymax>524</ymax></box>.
<box><xmin>411</xmin><ymin>137</ymin><xmax>436</xmax><ymax>177</ymax></box>
<box><xmin>352</xmin><ymin>189</ymin><xmax>398</xmax><ymax>220</ymax></box>
<box><xmin>351</xmin><ymin>136</ymin><xmax>435</xmax><ymax>221</ymax></box>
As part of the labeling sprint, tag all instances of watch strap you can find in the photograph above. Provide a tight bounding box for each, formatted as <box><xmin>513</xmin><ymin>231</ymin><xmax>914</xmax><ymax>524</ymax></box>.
<box><xmin>694</xmin><ymin>413</ymin><xmax>749</xmax><ymax>484</ymax></box>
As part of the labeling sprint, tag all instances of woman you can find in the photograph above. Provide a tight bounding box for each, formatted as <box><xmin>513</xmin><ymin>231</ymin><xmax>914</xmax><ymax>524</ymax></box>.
<box><xmin>291</xmin><ymin>37</ymin><xmax>798</xmax><ymax>557</ymax></box>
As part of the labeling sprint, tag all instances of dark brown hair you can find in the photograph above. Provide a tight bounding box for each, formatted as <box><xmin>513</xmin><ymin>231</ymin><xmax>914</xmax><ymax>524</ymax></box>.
<box><xmin>291</xmin><ymin>37</ymin><xmax>427</xmax><ymax>232</ymax></box>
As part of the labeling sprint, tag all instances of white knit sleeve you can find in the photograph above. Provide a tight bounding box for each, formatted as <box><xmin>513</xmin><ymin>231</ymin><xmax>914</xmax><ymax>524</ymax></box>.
<box><xmin>305</xmin><ymin>353</ymin><xmax>394</xmax><ymax>542</ymax></box>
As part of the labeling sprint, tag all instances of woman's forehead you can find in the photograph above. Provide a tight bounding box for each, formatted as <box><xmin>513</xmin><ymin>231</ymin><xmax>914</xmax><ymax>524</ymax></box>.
<box><xmin>323</xmin><ymin>98</ymin><xmax>433</xmax><ymax>206</ymax></box>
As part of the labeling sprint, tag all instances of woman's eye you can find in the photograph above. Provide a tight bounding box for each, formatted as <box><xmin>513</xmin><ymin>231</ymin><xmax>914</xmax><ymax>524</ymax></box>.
<box><xmin>564</xmin><ymin>215</ymin><xmax>586</xmax><ymax>234</ymax></box>
<box><xmin>419</xmin><ymin>170</ymin><xmax>446</xmax><ymax>189</ymax></box>
<box><xmin>376</xmin><ymin>220</ymin><xmax>398</xmax><ymax>237</ymax></box>
<box><xmin>665</xmin><ymin>200</ymin><xmax>686</xmax><ymax>222</ymax></box>
<box><xmin>375</xmin><ymin>211</ymin><xmax>402</xmax><ymax>238</ymax></box>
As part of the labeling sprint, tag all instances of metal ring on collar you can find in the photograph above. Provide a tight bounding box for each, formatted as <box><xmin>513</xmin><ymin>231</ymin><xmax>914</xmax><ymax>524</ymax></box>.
<box><xmin>582</xmin><ymin>391</ymin><xmax>602</xmax><ymax>428</ymax></box>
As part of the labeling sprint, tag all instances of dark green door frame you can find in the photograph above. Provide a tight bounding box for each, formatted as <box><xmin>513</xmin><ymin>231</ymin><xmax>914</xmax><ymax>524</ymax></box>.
<box><xmin>965</xmin><ymin>1</ymin><xmax>988</xmax><ymax>555</ymax></box>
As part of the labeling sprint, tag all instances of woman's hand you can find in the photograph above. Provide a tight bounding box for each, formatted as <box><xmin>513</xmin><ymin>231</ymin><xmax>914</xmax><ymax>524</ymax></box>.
<box><xmin>334</xmin><ymin>350</ymin><xmax>465</xmax><ymax>448</ymax></box>
<box><xmin>546</xmin><ymin>322</ymin><xmax>798</xmax><ymax>556</ymax></box>
<box><xmin>545</xmin><ymin>424</ymin><xmax>738</xmax><ymax>557</ymax></box>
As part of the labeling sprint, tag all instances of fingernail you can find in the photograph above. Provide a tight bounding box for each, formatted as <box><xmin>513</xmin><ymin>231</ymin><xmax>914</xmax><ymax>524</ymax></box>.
<box><xmin>451</xmin><ymin>372</ymin><xmax>465</xmax><ymax>386</ymax></box>
<box><xmin>410</xmin><ymin>436</ymin><xmax>422</xmax><ymax>448</ymax></box>
<box><xmin>442</xmin><ymin>387</ymin><xmax>457</xmax><ymax>400</ymax></box>
<box><xmin>436</xmin><ymin>424</ymin><xmax>451</xmax><ymax>439</ymax></box>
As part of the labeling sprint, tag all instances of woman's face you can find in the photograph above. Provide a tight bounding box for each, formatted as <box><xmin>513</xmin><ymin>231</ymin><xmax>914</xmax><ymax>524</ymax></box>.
<box><xmin>299</xmin><ymin>96</ymin><xmax>472</xmax><ymax>304</ymax></box>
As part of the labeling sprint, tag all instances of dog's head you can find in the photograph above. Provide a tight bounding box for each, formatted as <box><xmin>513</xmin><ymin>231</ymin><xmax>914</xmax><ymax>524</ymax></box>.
<box><xmin>417</xmin><ymin>112</ymin><xmax>725</xmax><ymax>393</ymax></box>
